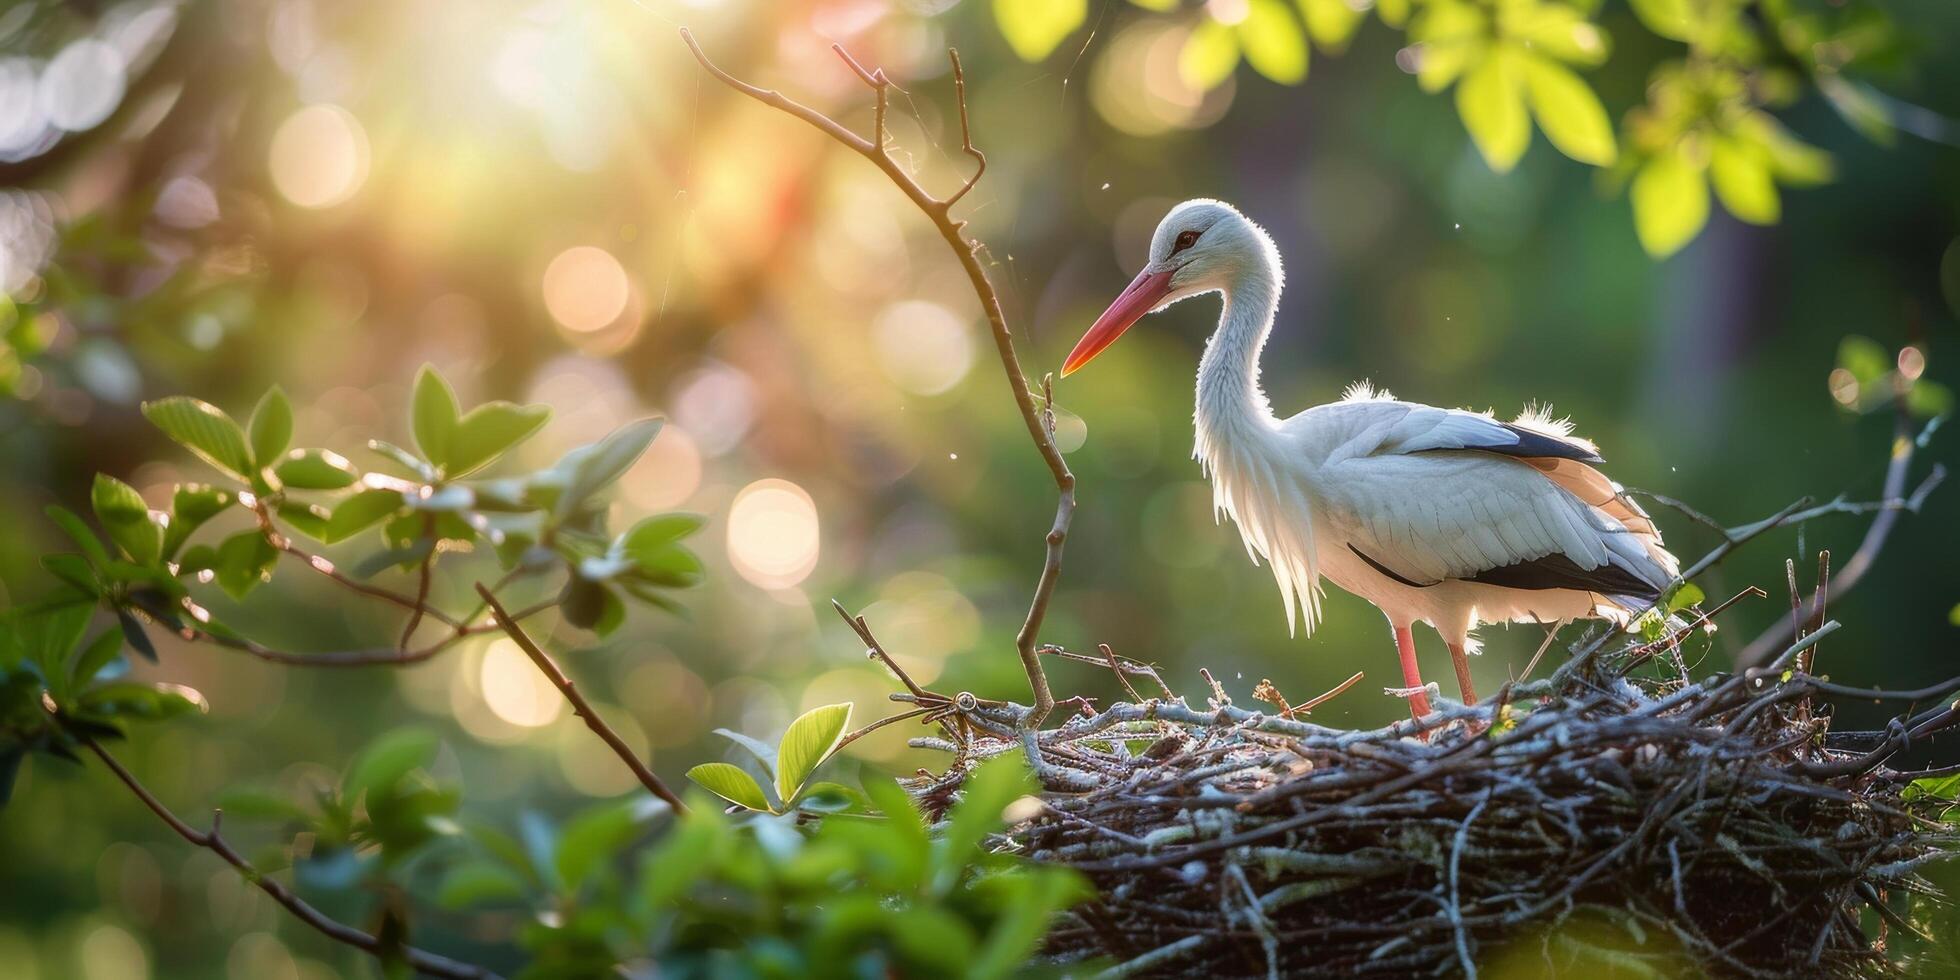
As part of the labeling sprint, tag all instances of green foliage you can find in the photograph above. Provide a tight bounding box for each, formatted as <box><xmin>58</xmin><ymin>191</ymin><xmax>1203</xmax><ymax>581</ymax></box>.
<box><xmin>5</xmin><ymin>365</ymin><xmax>706</xmax><ymax>813</ymax></box>
<box><xmin>1032</xmin><ymin>0</ymin><xmax>1904</xmax><ymax>257</ymax></box>
<box><xmin>443</xmin><ymin>755</ymin><xmax>1087</xmax><ymax>979</ymax></box>
<box><xmin>992</xmin><ymin>0</ymin><xmax>1086</xmax><ymax>61</ymax></box>
<box><xmin>687</xmin><ymin>702</ymin><xmax>854</xmax><ymax>813</ymax></box>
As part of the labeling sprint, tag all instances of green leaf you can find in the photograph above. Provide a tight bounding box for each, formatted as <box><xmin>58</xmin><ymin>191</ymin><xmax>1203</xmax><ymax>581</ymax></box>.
<box><xmin>248</xmin><ymin>387</ymin><xmax>293</xmax><ymax>469</ymax></box>
<box><xmin>142</xmin><ymin>397</ymin><xmax>255</xmax><ymax>481</ymax></box>
<box><xmin>117</xmin><ymin>609</ymin><xmax>156</xmax><ymax>663</ymax></box>
<box><xmin>345</xmin><ymin>728</ymin><xmax>438</xmax><ymax>803</ymax></box>
<box><xmin>1627</xmin><ymin>0</ymin><xmax>1694</xmax><ymax>42</ymax></box>
<box><xmin>41</xmin><ymin>553</ymin><xmax>100</xmax><ymax>597</ymax></box>
<box><xmin>1512</xmin><ymin>5</ymin><xmax>1609</xmax><ymax>67</ymax></box>
<box><xmin>1521</xmin><ymin>56</ymin><xmax>1615</xmax><ymax>166</ymax></box>
<box><xmin>80</xmin><ymin>680</ymin><xmax>206</xmax><ymax>719</ymax></box>
<box><xmin>863</xmin><ymin>777</ymin><xmax>931</xmax><ymax>881</ymax></box>
<box><xmin>935</xmin><ymin>755</ymin><xmax>1036</xmax><ymax>893</ymax></box>
<box><xmin>1456</xmin><ymin>48</ymin><xmax>1529</xmax><ymax>172</ymax></box>
<box><xmin>366</xmin><ymin>440</ymin><xmax>437</xmax><ymax>482</ymax></box>
<box><xmin>164</xmin><ymin>485</ymin><xmax>233</xmax><ymax>559</ymax></box>
<box><xmin>992</xmin><ymin>0</ymin><xmax>1086</xmax><ymax>62</ymax></box>
<box><xmin>553</xmin><ymin>418</ymin><xmax>664</xmax><ymax>520</ymax></box>
<box><xmin>1180</xmin><ymin>20</ymin><xmax>1239</xmax><ymax>91</ymax></box>
<box><xmin>686</xmin><ymin>763</ymin><xmax>772</xmax><ymax>812</ymax></box>
<box><xmin>1837</xmin><ymin>336</ymin><xmax>1890</xmax><ymax>386</ymax></box>
<box><xmin>323</xmin><ymin>489</ymin><xmax>405</xmax><ymax>543</ymax></box>
<box><xmin>92</xmin><ymin>474</ymin><xmax>160</xmax><ymax>567</ymax></box>
<box><xmin>558</xmin><ymin>800</ymin><xmax>658</xmax><ymax>893</ymax></box>
<box><xmin>214</xmin><ymin>531</ymin><xmax>277</xmax><ymax>599</ymax></box>
<box><xmin>1630</xmin><ymin>146</ymin><xmax>1708</xmax><ymax>258</ymax></box>
<box><xmin>1237</xmin><ymin>0</ymin><xmax>1308</xmax><ymax>84</ymax></box>
<box><xmin>1709</xmin><ymin>137</ymin><xmax>1779</xmax><ymax>225</ymax></box>
<box><xmin>46</xmin><ymin>504</ymin><xmax>112</xmax><ymax>568</ymax></box>
<box><xmin>275</xmin><ymin>449</ymin><xmax>359</xmax><ymax>490</ymax></box>
<box><xmin>775</xmin><ymin>702</ymin><xmax>852</xmax><ymax>806</ymax></box>
<box><xmin>412</xmin><ymin>366</ymin><xmax>460</xmax><ymax>470</ymax></box>
<box><xmin>1</xmin><ymin>749</ymin><xmax>25</xmax><ymax>807</ymax></box>
<box><xmin>276</xmin><ymin>501</ymin><xmax>331</xmax><ymax>541</ymax></box>
<box><xmin>1298</xmin><ymin>0</ymin><xmax>1363</xmax><ymax>51</ymax></box>
<box><xmin>70</xmin><ymin>628</ymin><xmax>124</xmax><ymax>691</ymax></box>
<box><xmin>1663</xmin><ymin>581</ymin><xmax>1705</xmax><ymax>614</ymax></box>
<box><xmin>445</xmin><ymin>402</ymin><xmax>550</xmax><ymax>478</ymax></box>
<box><xmin>437</xmin><ymin>862</ymin><xmax>529</xmax><ymax>909</ymax></box>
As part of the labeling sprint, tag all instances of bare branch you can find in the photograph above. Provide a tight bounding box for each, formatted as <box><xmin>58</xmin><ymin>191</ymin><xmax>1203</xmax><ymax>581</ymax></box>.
<box><xmin>128</xmin><ymin>591</ymin><xmax>551</xmax><ymax>667</ymax></box>
<box><xmin>682</xmin><ymin>28</ymin><xmax>1068</xmax><ymax>727</ymax></box>
<box><xmin>476</xmin><ymin>584</ymin><xmax>688</xmax><ymax>814</ymax></box>
<box><xmin>76</xmin><ymin>736</ymin><xmax>498</xmax><ymax>980</ymax></box>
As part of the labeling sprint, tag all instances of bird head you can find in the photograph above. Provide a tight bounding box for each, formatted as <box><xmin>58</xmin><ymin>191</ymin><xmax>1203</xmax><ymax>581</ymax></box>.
<box><xmin>1061</xmin><ymin>198</ymin><xmax>1279</xmax><ymax>377</ymax></box>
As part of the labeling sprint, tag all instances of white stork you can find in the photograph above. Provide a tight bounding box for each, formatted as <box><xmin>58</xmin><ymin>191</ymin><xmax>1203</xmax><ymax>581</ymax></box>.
<box><xmin>1061</xmin><ymin>199</ymin><xmax>1679</xmax><ymax>719</ymax></box>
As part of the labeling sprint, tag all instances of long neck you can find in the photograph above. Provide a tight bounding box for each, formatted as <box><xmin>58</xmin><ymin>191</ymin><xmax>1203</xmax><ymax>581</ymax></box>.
<box><xmin>1194</xmin><ymin>259</ymin><xmax>1281</xmax><ymax>444</ymax></box>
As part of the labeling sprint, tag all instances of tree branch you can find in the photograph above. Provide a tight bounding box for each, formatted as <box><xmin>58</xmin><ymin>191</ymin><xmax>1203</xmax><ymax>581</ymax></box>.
<box><xmin>76</xmin><ymin>736</ymin><xmax>498</xmax><ymax>980</ymax></box>
<box><xmin>681</xmin><ymin>29</ymin><xmax>1066</xmax><ymax>727</ymax></box>
<box><xmin>475</xmin><ymin>584</ymin><xmax>688</xmax><ymax>813</ymax></box>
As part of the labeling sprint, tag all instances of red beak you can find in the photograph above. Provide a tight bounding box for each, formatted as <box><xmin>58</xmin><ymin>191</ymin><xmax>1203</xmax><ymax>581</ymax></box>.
<box><xmin>1061</xmin><ymin>269</ymin><xmax>1173</xmax><ymax>377</ymax></box>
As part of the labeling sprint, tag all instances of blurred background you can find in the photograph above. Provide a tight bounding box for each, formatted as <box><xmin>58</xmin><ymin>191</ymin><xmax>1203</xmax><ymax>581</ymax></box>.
<box><xmin>0</xmin><ymin>0</ymin><xmax>1955</xmax><ymax>976</ymax></box>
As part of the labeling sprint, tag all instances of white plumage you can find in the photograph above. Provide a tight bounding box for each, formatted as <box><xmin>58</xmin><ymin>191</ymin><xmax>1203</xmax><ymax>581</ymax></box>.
<box><xmin>1063</xmin><ymin>199</ymin><xmax>1679</xmax><ymax>717</ymax></box>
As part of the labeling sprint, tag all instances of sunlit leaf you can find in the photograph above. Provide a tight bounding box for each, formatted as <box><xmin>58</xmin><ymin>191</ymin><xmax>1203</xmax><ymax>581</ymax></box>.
<box><xmin>445</xmin><ymin>402</ymin><xmax>550</xmax><ymax>478</ymax></box>
<box><xmin>714</xmin><ymin>728</ymin><xmax>779</xmax><ymax>775</ymax></box>
<box><xmin>1179</xmin><ymin>20</ymin><xmax>1240</xmax><ymax>91</ymax></box>
<box><xmin>1709</xmin><ymin>137</ymin><xmax>1779</xmax><ymax>224</ymax></box>
<box><xmin>1238</xmin><ymin>0</ymin><xmax>1308</xmax><ymax>84</ymax></box>
<box><xmin>213</xmin><ymin>531</ymin><xmax>277</xmax><ymax>599</ymax></box>
<box><xmin>1376</xmin><ymin>0</ymin><xmax>1408</xmax><ymax>27</ymax></box>
<box><xmin>1126</xmin><ymin>0</ymin><xmax>1177</xmax><ymax>9</ymax></box>
<box><xmin>1521</xmin><ymin>56</ymin><xmax>1615</xmax><ymax>166</ymax></box>
<box><xmin>164</xmin><ymin>485</ymin><xmax>232</xmax><ymax>559</ymax></box>
<box><xmin>323</xmin><ymin>488</ymin><xmax>405</xmax><ymax>543</ymax></box>
<box><xmin>1630</xmin><ymin>146</ymin><xmax>1708</xmax><ymax>258</ymax></box>
<box><xmin>411</xmin><ymin>366</ymin><xmax>460</xmax><ymax>471</ymax></box>
<box><xmin>248</xmin><ymin>386</ymin><xmax>293</xmax><ymax>469</ymax></box>
<box><xmin>92</xmin><ymin>474</ymin><xmax>160</xmax><ymax>567</ymax></box>
<box><xmin>553</xmin><ymin>418</ymin><xmax>664</xmax><ymax>520</ymax></box>
<box><xmin>142</xmin><ymin>397</ymin><xmax>255</xmax><ymax>481</ymax></box>
<box><xmin>1298</xmin><ymin>0</ymin><xmax>1364</xmax><ymax>51</ymax></box>
<box><xmin>687</xmin><ymin>763</ymin><xmax>772</xmax><ymax>812</ymax></box>
<box><xmin>1456</xmin><ymin>47</ymin><xmax>1529</xmax><ymax>172</ymax></box>
<box><xmin>1627</xmin><ymin>0</ymin><xmax>1694</xmax><ymax>42</ymax></box>
<box><xmin>1512</xmin><ymin>5</ymin><xmax>1610</xmax><ymax>67</ymax></box>
<box><xmin>775</xmin><ymin>702</ymin><xmax>852</xmax><ymax>807</ymax></box>
<box><xmin>1663</xmin><ymin>581</ymin><xmax>1704</xmax><ymax>614</ymax></box>
<box><xmin>992</xmin><ymin>0</ymin><xmax>1086</xmax><ymax>62</ymax></box>
<box><xmin>1735</xmin><ymin>111</ymin><xmax>1833</xmax><ymax>186</ymax></box>
<box><xmin>1410</xmin><ymin>2</ymin><xmax>1486</xmax><ymax>92</ymax></box>
<box><xmin>272</xmin><ymin>449</ymin><xmax>357</xmax><ymax>491</ymax></box>
<box><xmin>1836</xmin><ymin>336</ymin><xmax>1889</xmax><ymax>386</ymax></box>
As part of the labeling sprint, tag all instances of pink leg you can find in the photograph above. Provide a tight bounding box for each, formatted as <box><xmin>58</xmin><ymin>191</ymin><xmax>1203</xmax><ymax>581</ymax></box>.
<box><xmin>1394</xmin><ymin>626</ymin><xmax>1433</xmax><ymax>718</ymax></box>
<box><xmin>1447</xmin><ymin>642</ymin><xmax>1478</xmax><ymax>705</ymax></box>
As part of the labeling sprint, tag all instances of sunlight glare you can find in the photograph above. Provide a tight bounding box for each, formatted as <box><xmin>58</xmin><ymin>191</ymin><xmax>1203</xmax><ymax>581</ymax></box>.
<box><xmin>541</xmin><ymin>245</ymin><xmax>630</xmax><ymax>333</ymax></box>
<box><xmin>268</xmin><ymin>104</ymin><xmax>369</xmax><ymax>208</ymax></box>
<box><xmin>727</xmin><ymin>478</ymin><xmax>820</xmax><ymax>590</ymax></box>
<box><xmin>479</xmin><ymin>638</ymin><xmax>563</xmax><ymax>728</ymax></box>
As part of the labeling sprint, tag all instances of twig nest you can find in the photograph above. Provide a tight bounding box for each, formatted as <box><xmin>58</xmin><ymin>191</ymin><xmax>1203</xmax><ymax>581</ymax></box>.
<box><xmin>910</xmin><ymin>649</ymin><xmax>1959</xmax><ymax>978</ymax></box>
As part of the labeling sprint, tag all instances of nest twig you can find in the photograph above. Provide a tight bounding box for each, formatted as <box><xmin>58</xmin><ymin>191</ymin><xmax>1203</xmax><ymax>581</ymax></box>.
<box><xmin>884</xmin><ymin>618</ymin><xmax>1959</xmax><ymax>978</ymax></box>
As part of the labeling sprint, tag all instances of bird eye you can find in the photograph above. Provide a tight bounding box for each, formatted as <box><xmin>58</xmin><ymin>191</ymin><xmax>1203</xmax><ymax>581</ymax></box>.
<box><xmin>1172</xmin><ymin>229</ymin><xmax>1201</xmax><ymax>253</ymax></box>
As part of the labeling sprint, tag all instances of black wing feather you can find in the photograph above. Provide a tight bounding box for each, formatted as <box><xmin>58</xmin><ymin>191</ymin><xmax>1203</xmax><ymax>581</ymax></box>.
<box><xmin>1463</xmin><ymin>553</ymin><xmax>1659</xmax><ymax>600</ymax></box>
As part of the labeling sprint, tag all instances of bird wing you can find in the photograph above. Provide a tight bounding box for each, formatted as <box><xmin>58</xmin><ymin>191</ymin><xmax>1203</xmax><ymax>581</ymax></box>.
<box><xmin>1304</xmin><ymin>400</ymin><xmax>1673</xmax><ymax>600</ymax></box>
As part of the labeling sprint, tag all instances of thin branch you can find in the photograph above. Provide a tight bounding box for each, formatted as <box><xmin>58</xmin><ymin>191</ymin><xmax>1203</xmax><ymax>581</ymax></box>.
<box><xmin>130</xmin><ymin>592</ymin><xmax>551</xmax><ymax>667</ymax></box>
<box><xmin>1730</xmin><ymin>411</ymin><xmax>1944</xmax><ymax>669</ymax></box>
<box><xmin>683</xmin><ymin>29</ymin><xmax>1067</xmax><ymax>727</ymax></box>
<box><xmin>943</xmin><ymin>49</ymin><xmax>986</xmax><ymax>209</ymax></box>
<box><xmin>399</xmin><ymin>515</ymin><xmax>439</xmax><ymax>651</ymax></box>
<box><xmin>77</xmin><ymin>736</ymin><xmax>498</xmax><ymax>980</ymax></box>
<box><xmin>476</xmin><ymin>584</ymin><xmax>688</xmax><ymax>813</ymax></box>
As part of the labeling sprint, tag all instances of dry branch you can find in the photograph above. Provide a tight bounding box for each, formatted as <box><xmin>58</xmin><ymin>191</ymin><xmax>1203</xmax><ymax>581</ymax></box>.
<box><xmin>681</xmin><ymin>29</ymin><xmax>1067</xmax><ymax>728</ymax></box>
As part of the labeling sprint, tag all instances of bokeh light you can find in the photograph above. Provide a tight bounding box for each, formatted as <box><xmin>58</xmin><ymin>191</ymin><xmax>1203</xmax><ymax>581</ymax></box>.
<box><xmin>268</xmin><ymin>104</ymin><xmax>370</xmax><ymax>208</ymax></box>
<box><xmin>77</xmin><ymin>922</ymin><xmax>147</xmax><ymax>980</ymax></box>
<box><xmin>478</xmin><ymin>638</ymin><xmax>564</xmax><ymax>729</ymax></box>
<box><xmin>873</xmin><ymin>300</ymin><xmax>975</xmax><ymax>396</ymax></box>
<box><xmin>541</xmin><ymin>246</ymin><xmax>631</xmax><ymax>333</ymax></box>
<box><xmin>727</xmin><ymin>478</ymin><xmax>820</xmax><ymax>590</ymax></box>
